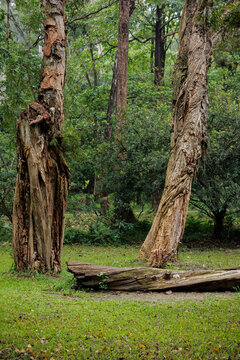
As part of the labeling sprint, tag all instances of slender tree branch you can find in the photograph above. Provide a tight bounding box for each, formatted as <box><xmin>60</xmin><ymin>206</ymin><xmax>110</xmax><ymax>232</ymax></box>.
<box><xmin>67</xmin><ymin>0</ymin><xmax>117</xmax><ymax>25</ymax></box>
<box><xmin>85</xmin><ymin>72</ymin><xmax>93</xmax><ymax>89</ymax></box>
<box><xmin>160</xmin><ymin>16</ymin><xmax>179</xmax><ymax>31</ymax></box>
<box><xmin>129</xmin><ymin>29</ymin><xmax>178</xmax><ymax>45</ymax></box>
<box><xmin>163</xmin><ymin>30</ymin><xmax>178</xmax><ymax>39</ymax></box>
<box><xmin>10</xmin><ymin>9</ymin><xmax>25</xmax><ymax>40</ymax></box>
<box><xmin>94</xmin><ymin>46</ymin><xmax>116</xmax><ymax>61</ymax></box>
<box><xmin>26</xmin><ymin>72</ymin><xmax>38</xmax><ymax>102</ymax></box>
<box><xmin>89</xmin><ymin>43</ymin><xmax>98</xmax><ymax>88</ymax></box>
<box><xmin>129</xmin><ymin>32</ymin><xmax>154</xmax><ymax>44</ymax></box>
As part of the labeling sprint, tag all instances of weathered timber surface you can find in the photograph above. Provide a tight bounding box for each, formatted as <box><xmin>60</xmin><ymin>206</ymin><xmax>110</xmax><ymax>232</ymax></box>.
<box><xmin>67</xmin><ymin>262</ymin><xmax>240</xmax><ymax>292</ymax></box>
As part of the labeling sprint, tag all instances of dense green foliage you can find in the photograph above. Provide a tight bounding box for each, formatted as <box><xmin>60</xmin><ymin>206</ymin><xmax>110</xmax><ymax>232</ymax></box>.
<box><xmin>0</xmin><ymin>0</ymin><xmax>239</xmax><ymax>244</ymax></box>
<box><xmin>0</xmin><ymin>2</ymin><xmax>239</xmax><ymax>359</ymax></box>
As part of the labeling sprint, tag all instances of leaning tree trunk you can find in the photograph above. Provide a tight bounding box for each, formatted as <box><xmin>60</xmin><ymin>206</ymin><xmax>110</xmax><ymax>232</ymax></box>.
<box><xmin>12</xmin><ymin>0</ymin><xmax>69</xmax><ymax>273</ymax></box>
<box><xmin>139</xmin><ymin>0</ymin><xmax>212</xmax><ymax>267</ymax></box>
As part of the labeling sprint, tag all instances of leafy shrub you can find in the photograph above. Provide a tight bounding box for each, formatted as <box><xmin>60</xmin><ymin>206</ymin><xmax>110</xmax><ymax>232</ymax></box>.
<box><xmin>0</xmin><ymin>219</ymin><xmax>12</xmax><ymax>243</ymax></box>
<box><xmin>183</xmin><ymin>215</ymin><xmax>213</xmax><ymax>243</ymax></box>
<box><xmin>64</xmin><ymin>227</ymin><xmax>91</xmax><ymax>245</ymax></box>
<box><xmin>64</xmin><ymin>219</ymin><xmax>151</xmax><ymax>246</ymax></box>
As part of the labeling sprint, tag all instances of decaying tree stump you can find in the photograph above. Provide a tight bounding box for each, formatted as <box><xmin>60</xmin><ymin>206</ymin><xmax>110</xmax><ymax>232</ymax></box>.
<box><xmin>67</xmin><ymin>262</ymin><xmax>240</xmax><ymax>292</ymax></box>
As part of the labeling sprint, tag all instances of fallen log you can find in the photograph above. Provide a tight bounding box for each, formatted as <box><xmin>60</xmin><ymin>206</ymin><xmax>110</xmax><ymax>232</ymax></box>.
<box><xmin>67</xmin><ymin>262</ymin><xmax>240</xmax><ymax>292</ymax></box>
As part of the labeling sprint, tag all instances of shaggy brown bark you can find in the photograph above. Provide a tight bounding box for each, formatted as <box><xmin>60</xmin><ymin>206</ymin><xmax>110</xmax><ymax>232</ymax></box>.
<box><xmin>12</xmin><ymin>0</ymin><xmax>69</xmax><ymax>273</ymax></box>
<box><xmin>139</xmin><ymin>0</ymin><xmax>212</xmax><ymax>267</ymax></box>
<box><xmin>67</xmin><ymin>262</ymin><xmax>240</xmax><ymax>291</ymax></box>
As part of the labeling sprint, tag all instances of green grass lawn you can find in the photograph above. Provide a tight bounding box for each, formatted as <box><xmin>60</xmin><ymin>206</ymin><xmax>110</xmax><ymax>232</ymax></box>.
<box><xmin>0</xmin><ymin>243</ymin><xmax>240</xmax><ymax>359</ymax></box>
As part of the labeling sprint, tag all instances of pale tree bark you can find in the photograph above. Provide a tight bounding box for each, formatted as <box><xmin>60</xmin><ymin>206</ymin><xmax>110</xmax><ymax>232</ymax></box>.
<box><xmin>139</xmin><ymin>0</ymin><xmax>212</xmax><ymax>267</ymax></box>
<box><xmin>12</xmin><ymin>0</ymin><xmax>69</xmax><ymax>273</ymax></box>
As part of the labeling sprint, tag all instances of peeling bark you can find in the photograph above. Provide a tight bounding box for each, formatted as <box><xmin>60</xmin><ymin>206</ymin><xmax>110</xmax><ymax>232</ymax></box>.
<box><xmin>12</xmin><ymin>0</ymin><xmax>69</xmax><ymax>273</ymax></box>
<box><xmin>139</xmin><ymin>0</ymin><xmax>212</xmax><ymax>267</ymax></box>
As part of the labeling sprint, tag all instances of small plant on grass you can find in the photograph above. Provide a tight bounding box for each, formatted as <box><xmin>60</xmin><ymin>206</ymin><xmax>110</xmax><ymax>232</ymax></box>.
<box><xmin>97</xmin><ymin>272</ymin><xmax>109</xmax><ymax>290</ymax></box>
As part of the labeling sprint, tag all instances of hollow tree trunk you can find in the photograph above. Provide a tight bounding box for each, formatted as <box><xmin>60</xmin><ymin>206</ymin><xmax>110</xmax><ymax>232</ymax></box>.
<box><xmin>12</xmin><ymin>0</ymin><xmax>69</xmax><ymax>273</ymax></box>
<box><xmin>154</xmin><ymin>5</ymin><xmax>166</xmax><ymax>87</ymax></box>
<box><xmin>139</xmin><ymin>0</ymin><xmax>212</xmax><ymax>267</ymax></box>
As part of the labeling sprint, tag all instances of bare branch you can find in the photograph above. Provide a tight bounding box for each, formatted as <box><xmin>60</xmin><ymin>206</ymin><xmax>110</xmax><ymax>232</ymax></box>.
<box><xmin>67</xmin><ymin>0</ymin><xmax>118</xmax><ymax>25</ymax></box>
<box><xmin>10</xmin><ymin>9</ymin><xmax>25</xmax><ymax>40</ymax></box>
<box><xmin>94</xmin><ymin>46</ymin><xmax>116</xmax><ymax>61</ymax></box>
<box><xmin>129</xmin><ymin>32</ymin><xmax>154</xmax><ymax>44</ymax></box>
<box><xmin>163</xmin><ymin>30</ymin><xmax>178</xmax><ymax>39</ymax></box>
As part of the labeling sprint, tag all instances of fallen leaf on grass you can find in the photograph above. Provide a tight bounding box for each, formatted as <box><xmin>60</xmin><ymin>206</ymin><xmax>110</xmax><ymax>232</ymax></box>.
<box><xmin>14</xmin><ymin>348</ymin><xmax>25</xmax><ymax>354</ymax></box>
<box><xmin>139</xmin><ymin>344</ymin><xmax>146</xmax><ymax>349</ymax></box>
<box><xmin>213</xmin><ymin>348</ymin><xmax>219</xmax><ymax>352</ymax></box>
<box><xmin>102</xmin><ymin>347</ymin><xmax>107</xmax><ymax>353</ymax></box>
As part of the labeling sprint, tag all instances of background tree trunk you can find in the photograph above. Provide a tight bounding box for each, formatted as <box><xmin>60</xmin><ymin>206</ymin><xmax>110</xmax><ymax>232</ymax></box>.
<box><xmin>113</xmin><ymin>0</ymin><xmax>136</xmax><ymax>223</ymax></box>
<box><xmin>6</xmin><ymin>0</ymin><xmax>11</xmax><ymax>42</ymax></box>
<box><xmin>213</xmin><ymin>210</ymin><xmax>226</xmax><ymax>239</ymax></box>
<box><xmin>139</xmin><ymin>0</ymin><xmax>212</xmax><ymax>267</ymax></box>
<box><xmin>105</xmin><ymin>0</ymin><xmax>135</xmax><ymax>140</ymax></box>
<box><xmin>105</xmin><ymin>52</ymin><xmax>118</xmax><ymax>140</ymax></box>
<box><xmin>154</xmin><ymin>5</ymin><xmax>166</xmax><ymax>87</ymax></box>
<box><xmin>115</xmin><ymin>0</ymin><xmax>131</xmax><ymax>131</ymax></box>
<box><xmin>12</xmin><ymin>0</ymin><xmax>69</xmax><ymax>273</ymax></box>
